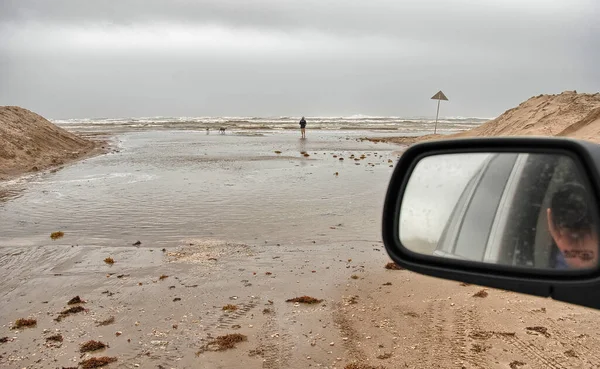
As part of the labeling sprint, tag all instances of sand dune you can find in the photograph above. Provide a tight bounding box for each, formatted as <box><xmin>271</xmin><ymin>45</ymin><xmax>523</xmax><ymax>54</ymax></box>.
<box><xmin>0</xmin><ymin>106</ymin><xmax>100</xmax><ymax>180</ymax></box>
<box><xmin>371</xmin><ymin>90</ymin><xmax>600</xmax><ymax>145</ymax></box>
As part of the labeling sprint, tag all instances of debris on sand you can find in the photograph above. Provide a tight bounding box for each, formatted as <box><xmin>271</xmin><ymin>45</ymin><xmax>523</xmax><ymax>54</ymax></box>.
<box><xmin>68</xmin><ymin>296</ymin><xmax>85</xmax><ymax>305</ymax></box>
<box><xmin>104</xmin><ymin>257</ymin><xmax>115</xmax><ymax>265</ymax></box>
<box><xmin>565</xmin><ymin>349</ymin><xmax>578</xmax><ymax>358</ymax></box>
<box><xmin>303</xmin><ymin>153</ymin><xmax>310</xmax><ymax>157</ymax></box>
<box><xmin>286</xmin><ymin>296</ymin><xmax>323</xmax><ymax>304</ymax></box>
<box><xmin>350</xmin><ymin>274</ymin><xmax>359</xmax><ymax>280</ymax></box>
<box><xmin>46</xmin><ymin>334</ymin><xmax>63</xmax><ymax>342</ymax></box>
<box><xmin>55</xmin><ymin>306</ymin><xmax>86</xmax><ymax>322</ymax></box>
<box><xmin>384</xmin><ymin>262</ymin><xmax>403</xmax><ymax>270</ymax></box>
<box><xmin>265</xmin><ymin>271</ymin><xmax>272</xmax><ymax>275</ymax></box>
<box><xmin>222</xmin><ymin>304</ymin><xmax>238</xmax><ymax>311</ymax></box>
<box><xmin>96</xmin><ymin>316</ymin><xmax>115</xmax><ymax>326</ymax></box>
<box><xmin>173</xmin><ymin>297</ymin><xmax>181</xmax><ymax>302</ymax></box>
<box><xmin>509</xmin><ymin>361</ymin><xmax>526</xmax><ymax>369</ymax></box>
<box><xmin>345</xmin><ymin>295</ymin><xmax>359</xmax><ymax>305</ymax></box>
<box><xmin>470</xmin><ymin>343</ymin><xmax>489</xmax><ymax>353</ymax></box>
<box><xmin>197</xmin><ymin>333</ymin><xmax>247</xmax><ymax>354</ymax></box>
<box><xmin>382</xmin><ymin>282</ymin><xmax>392</xmax><ymax>286</ymax></box>
<box><xmin>80</xmin><ymin>340</ymin><xmax>108</xmax><ymax>353</ymax></box>
<box><xmin>473</xmin><ymin>289</ymin><xmax>488</xmax><ymax>298</ymax></box>
<box><xmin>531</xmin><ymin>307</ymin><xmax>546</xmax><ymax>313</ymax></box>
<box><xmin>469</xmin><ymin>330</ymin><xmax>515</xmax><ymax>340</ymax></box>
<box><xmin>376</xmin><ymin>352</ymin><xmax>392</xmax><ymax>360</ymax></box>
<box><xmin>0</xmin><ymin>337</ymin><xmax>10</xmax><ymax>343</ymax></box>
<box><xmin>344</xmin><ymin>363</ymin><xmax>385</xmax><ymax>369</ymax></box>
<box><xmin>274</xmin><ymin>151</ymin><xmax>282</xmax><ymax>154</ymax></box>
<box><xmin>262</xmin><ymin>308</ymin><xmax>273</xmax><ymax>314</ymax></box>
<box><xmin>12</xmin><ymin>318</ymin><xmax>37</xmax><ymax>329</ymax></box>
<box><xmin>459</xmin><ymin>282</ymin><xmax>471</xmax><ymax>286</ymax></box>
<box><xmin>404</xmin><ymin>312</ymin><xmax>419</xmax><ymax>318</ymax></box>
<box><xmin>50</xmin><ymin>231</ymin><xmax>64</xmax><ymax>240</ymax></box>
<box><xmin>526</xmin><ymin>326</ymin><xmax>550</xmax><ymax>337</ymax></box>
<box><xmin>79</xmin><ymin>356</ymin><xmax>117</xmax><ymax>369</ymax></box>
<box><xmin>159</xmin><ymin>274</ymin><xmax>169</xmax><ymax>280</ymax></box>
<box><xmin>132</xmin><ymin>240</ymin><xmax>142</xmax><ymax>246</ymax></box>
<box><xmin>339</xmin><ymin>157</ymin><xmax>344</xmax><ymax>161</ymax></box>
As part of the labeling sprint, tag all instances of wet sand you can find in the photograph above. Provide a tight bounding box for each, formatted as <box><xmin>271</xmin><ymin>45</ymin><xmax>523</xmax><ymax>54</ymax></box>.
<box><xmin>2</xmin><ymin>130</ymin><xmax>600</xmax><ymax>369</ymax></box>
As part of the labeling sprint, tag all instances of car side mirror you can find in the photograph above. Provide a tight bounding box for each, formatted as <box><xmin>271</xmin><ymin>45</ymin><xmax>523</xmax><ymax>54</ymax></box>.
<box><xmin>382</xmin><ymin>137</ymin><xmax>600</xmax><ymax>310</ymax></box>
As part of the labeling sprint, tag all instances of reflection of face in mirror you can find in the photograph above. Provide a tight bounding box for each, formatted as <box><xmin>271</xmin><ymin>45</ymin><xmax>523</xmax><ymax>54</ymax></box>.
<box><xmin>547</xmin><ymin>182</ymin><xmax>598</xmax><ymax>269</ymax></box>
<box><xmin>399</xmin><ymin>152</ymin><xmax>599</xmax><ymax>271</ymax></box>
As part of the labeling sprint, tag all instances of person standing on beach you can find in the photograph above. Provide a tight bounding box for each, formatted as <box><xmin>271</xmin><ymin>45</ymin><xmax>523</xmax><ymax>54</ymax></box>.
<box><xmin>299</xmin><ymin>116</ymin><xmax>307</xmax><ymax>138</ymax></box>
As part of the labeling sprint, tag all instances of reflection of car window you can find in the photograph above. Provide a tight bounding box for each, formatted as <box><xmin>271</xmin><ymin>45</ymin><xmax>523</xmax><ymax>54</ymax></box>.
<box><xmin>452</xmin><ymin>154</ymin><xmax>518</xmax><ymax>260</ymax></box>
<box><xmin>436</xmin><ymin>158</ymin><xmax>488</xmax><ymax>253</ymax></box>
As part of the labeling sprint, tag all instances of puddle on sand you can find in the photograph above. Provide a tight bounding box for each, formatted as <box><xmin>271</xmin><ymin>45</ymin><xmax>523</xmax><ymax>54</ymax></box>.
<box><xmin>0</xmin><ymin>130</ymin><xmax>399</xmax><ymax>248</ymax></box>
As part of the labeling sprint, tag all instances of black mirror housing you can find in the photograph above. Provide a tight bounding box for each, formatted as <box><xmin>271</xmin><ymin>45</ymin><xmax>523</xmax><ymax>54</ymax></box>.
<box><xmin>382</xmin><ymin>137</ymin><xmax>600</xmax><ymax>310</ymax></box>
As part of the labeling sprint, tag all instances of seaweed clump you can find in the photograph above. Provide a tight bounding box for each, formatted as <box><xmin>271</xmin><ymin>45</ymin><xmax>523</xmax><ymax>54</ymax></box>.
<box><xmin>473</xmin><ymin>289</ymin><xmax>489</xmax><ymax>298</ymax></box>
<box><xmin>79</xmin><ymin>356</ymin><xmax>117</xmax><ymax>369</ymax></box>
<box><xmin>384</xmin><ymin>262</ymin><xmax>403</xmax><ymax>270</ymax></box>
<box><xmin>96</xmin><ymin>316</ymin><xmax>115</xmax><ymax>326</ymax></box>
<box><xmin>68</xmin><ymin>296</ymin><xmax>85</xmax><ymax>305</ymax></box>
<box><xmin>55</xmin><ymin>306</ymin><xmax>86</xmax><ymax>322</ymax></box>
<box><xmin>286</xmin><ymin>296</ymin><xmax>323</xmax><ymax>304</ymax></box>
<box><xmin>46</xmin><ymin>334</ymin><xmax>63</xmax><ymax>342</ymax></box>
<box><xmin>197</xmin><ymin>333</ymin><xmax>247</xmax><ymax>354</ymax></box>
<box><xmin>12</xmin><ymin>318</ymin><xmax>37</xmax><ymax>329</ymax></box>
<box><xmin>50</xmin><ymin>231</ymin><xmax>64</xmax><ymax>240</ymax></box>
<box><xmin>80</xmin><ymin>340</ymin><xmax>108</xmax><ymax>353</ymax></box>
<box><xmin>104</xmin><ymin>257</ymin><xmax>115</xmax><ymax>264</ymax></box>
<box><xmin>222</xmin><ymin>304</ymin><xmax>238</xmax><ymax>311</ymax></box>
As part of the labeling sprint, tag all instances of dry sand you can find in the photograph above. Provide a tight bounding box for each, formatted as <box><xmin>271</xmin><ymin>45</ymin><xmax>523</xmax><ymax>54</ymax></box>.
<box><xmin>3</xmin><ymin>240</ymin><xmax>600</xmax><ymax>369</ymax></box>
<box><xmin>0</xmin><ymin>106</ymin><xmax>104</xmax><ymax>181</ymax></box>
<box><xmin>369</xmin><ymin>91</ymin><xmax>600</xmax><ymax>145</ymax></box>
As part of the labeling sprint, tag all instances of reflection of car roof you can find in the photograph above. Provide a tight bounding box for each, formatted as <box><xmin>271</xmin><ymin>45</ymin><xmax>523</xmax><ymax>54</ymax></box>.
<box><xmin>435</xmin><ymin>153</ymin><xmax>528</xmax><ymax>262</ymax></box>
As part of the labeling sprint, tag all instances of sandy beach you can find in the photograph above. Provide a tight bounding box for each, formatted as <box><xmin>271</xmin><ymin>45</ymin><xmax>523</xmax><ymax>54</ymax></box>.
<box><xmin>3</xmin><ymin>105</ymin><xmax>600</xmax><ymax>369</ymax></box>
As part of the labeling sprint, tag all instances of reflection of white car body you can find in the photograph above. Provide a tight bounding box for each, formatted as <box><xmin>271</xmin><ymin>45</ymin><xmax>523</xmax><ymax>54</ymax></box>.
<box><xmin>435</xmin><ymin>153</ymin><xmax>576</xmax><ymax>268</ymax></box>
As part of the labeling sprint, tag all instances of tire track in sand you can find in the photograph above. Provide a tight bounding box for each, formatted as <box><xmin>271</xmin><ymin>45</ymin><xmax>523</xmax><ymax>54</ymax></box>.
<box><xmin>333</xmin><ymin>301</ymin><xmax>368</xmax><ymax>363</ymax></box>
<box><xmin>452</xmin><ymin>306</ymin><xmax>488</xmax><ymax>369</ymax></box>
<box><xmin>500</xmin><ymin>334</ymin><xmax>571</xmax><ymax>369</ymax></box>
<box><xmin>468</xmin><ymin>327</ymin><xmax>570</xmax><ymax>369</ymax></box>
<box><xmin>249</xmin><ymin>310</ymin><xmax>294</xmax><ymax>369</ymax></box>
<box><xmin>216</xmin><ymin>300</ymin><xmax>258</xmax><ymax>329</ymax></box>
<box><xmin>534</xmin><ymin>314</ymin><xmax>600</xmax><ymax>368</ymax></box>
<box><xmin>417</xmin><ymin>300</ymin><xmax>457</xmax><ymax>366</ymax></box>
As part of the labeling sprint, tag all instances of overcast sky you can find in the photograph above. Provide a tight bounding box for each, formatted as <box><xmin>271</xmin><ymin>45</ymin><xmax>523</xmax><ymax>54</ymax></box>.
<box><xmin>1</xmin><ymin>0</ymin><xmax>598</xmax><ymax>119</ymax></box>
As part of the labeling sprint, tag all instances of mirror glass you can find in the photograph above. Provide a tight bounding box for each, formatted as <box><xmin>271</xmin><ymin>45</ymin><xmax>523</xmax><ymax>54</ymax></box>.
<box><xmin>399</xmin><ymin>152</ymin><xmax>599</xmax><ymax>271</ymax></box>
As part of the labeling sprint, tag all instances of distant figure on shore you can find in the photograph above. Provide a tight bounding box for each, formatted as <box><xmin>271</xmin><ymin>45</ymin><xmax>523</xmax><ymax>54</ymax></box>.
<box><xmin>219</xmin><ymin>127</ymin><xmax>226</xmax><ymax>134</ymax></box>
<box><xmin>206</xmin><ymin>127</ymin><xmax>210</xmax><ymax>134</ymax></box>
<box><xmin>299</xmin><ymin>117</ymin><xmax>307</xmax><ymax>139</ymax></box>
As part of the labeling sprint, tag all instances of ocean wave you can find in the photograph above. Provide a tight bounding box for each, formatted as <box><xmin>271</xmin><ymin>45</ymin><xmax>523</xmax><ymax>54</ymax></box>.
<box><xmin>52</xmin><ymin>115</ymin><xmax>489</xmax><ymax>133</ymax></box>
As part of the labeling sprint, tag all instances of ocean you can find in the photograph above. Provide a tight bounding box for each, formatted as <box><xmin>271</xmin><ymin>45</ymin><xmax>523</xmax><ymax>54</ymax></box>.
<box><xmin>51</xmin><ymin>115</ymin><xmax>490</xmax><ymax>135</ymax></box>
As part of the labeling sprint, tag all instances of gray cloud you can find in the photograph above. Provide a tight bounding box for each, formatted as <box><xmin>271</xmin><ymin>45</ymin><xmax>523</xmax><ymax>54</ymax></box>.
<box><xmin>0</xmin><ymin>0</ymin><xmax>598</xmax><ymax>118</ymax></box>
